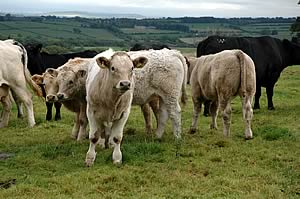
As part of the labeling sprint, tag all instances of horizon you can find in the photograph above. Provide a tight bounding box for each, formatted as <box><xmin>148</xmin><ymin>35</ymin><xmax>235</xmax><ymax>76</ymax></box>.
<box><xmin>0</xmin><ymin>0</ymin><xmax>299</xmax><ymax>18</ymax></box>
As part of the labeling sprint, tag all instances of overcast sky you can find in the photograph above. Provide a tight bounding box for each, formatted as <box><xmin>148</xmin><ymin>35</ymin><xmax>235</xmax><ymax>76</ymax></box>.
<box><xmin>0</xmin><ymin>0</ymin><xmax>299</xmax><ymax>18</ymax></box>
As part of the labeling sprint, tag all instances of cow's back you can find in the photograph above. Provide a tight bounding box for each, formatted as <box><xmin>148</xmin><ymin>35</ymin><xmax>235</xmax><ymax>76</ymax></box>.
<box><xmin>0</xmin><ymin>40</ymin><xmax>25</xmax><ymax>86</ymax></box>
<box><xmin>192</xmin><ymin>50</ymin><xmax>247</xmax><ymax>100</ymax></box>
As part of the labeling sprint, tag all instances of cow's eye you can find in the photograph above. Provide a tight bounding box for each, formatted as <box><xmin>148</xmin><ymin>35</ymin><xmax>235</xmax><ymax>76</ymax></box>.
<box><xmin>111</xmin><ymin>66</ymin><xmax>115</xmax><ymax>71</ymax></box>
<box><xmin>131</xmin><ymin>67</ymin><xmax>134</xmax><ymax>71</ymax></box>
<box><xmin>69</xmin><ymin>80</ymin><xmax>74</xmax><ymax>85</ymax></box>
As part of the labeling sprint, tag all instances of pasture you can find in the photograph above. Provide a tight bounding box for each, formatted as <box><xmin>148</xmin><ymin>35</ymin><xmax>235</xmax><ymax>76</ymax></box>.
<box><xmin>0</xmin><ymin>63</ymin><xmax>300</xmax><ymax>198</ymax></box>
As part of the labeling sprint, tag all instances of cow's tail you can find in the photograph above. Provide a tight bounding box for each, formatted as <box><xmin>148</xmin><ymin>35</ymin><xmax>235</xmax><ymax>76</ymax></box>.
<box><xmin>235</xmin><ymin>50</ymin><xmax>247</xmax><ymax>97</ymax></box>
<box><xmin>15</xmin><ymin>41</ymin><xmax>43</xmax><ymax>97</ymax></box>
<box><xmin>177</xmin><ymin>52</ymin><xmax>188</xmax><ymax>105</ymax></box>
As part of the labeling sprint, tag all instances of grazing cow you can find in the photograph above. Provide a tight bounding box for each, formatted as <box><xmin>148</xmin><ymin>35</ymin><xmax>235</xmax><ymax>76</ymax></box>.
<box><xmin>25</xmin><ymin>43</ymin><xmax>98</xmax><ymax>121</ymax></box>
<box><xmin>85</xmin><ymin>49</ymin><xmax>147</xmax><ymax>166</ymax></box>
<box><xmin>197</xmin><ymin>35</ymin><xmax>300</xmax><ymax>112</ymax></box>
<box><xmin>128</xmin><ymin>48</ymin><xmax>188</xmax><ymax>140</ymax></box>
<box><xmin>32</xmin><ymin>58</ymin><xmax>90</xmax><ymax>140</ymax></box>
<box><xmin>0</xmin><ymin>40</ymin><xmax>42</xmax><ymax>128</ymax></box>
<box><xmin>190</xmin><ymin>50</ymin><xmax>256</xmax><ymax>139</ymax></box>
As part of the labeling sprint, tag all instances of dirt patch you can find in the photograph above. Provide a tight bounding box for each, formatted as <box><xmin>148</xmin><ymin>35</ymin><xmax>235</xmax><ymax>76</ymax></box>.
<box><xmin>0</xmin><ymin>152</ymin><xmax>14</xmax><ymax>160</ymax></box>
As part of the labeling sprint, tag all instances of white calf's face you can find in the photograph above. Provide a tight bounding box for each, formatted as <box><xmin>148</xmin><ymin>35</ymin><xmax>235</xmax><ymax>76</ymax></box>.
<box><xmin>43</xmin><ymin>73</ymin><xmax>59</xmax><ymax>102</ymax></box>
<box><xmin>96</xmin><ymin>52</ymin><xmax>147</xmax><ymax>93</ymax></box>
<box><xmin>56</xmin><ymin>69</ymin><xmax>86</xmax><ymax>101</ymax></box>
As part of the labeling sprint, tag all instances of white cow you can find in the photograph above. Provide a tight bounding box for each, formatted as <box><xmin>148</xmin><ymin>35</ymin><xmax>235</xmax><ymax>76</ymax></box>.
<box><xmin>85</xmin><ymin>49</ymin><xmax>147</xmax><ymax>166</ymax></box>
<box><xmin>189</xmin><ymin>50</ymin><xmax>256</xmax><ymax>139</ymax></box>
<box><xmin>128</xmin><ymin>49</ymin><xmax>188</xmax><ymax>140</ymax></box>
<box><xmin>0</xmin><ymin>40</ymin><xmax>42</xmax><ymax>128</ymax></box>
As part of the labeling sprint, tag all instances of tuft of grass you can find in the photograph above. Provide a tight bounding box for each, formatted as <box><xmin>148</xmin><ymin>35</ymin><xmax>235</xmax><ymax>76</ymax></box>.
<box><xmin>256</xmin><ymin>126</ymin><xmax>293</xmax><ymax>141</ymax></box>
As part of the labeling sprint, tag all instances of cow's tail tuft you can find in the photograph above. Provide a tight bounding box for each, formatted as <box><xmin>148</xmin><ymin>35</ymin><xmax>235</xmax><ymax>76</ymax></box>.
<box><xmin>15</xmin><ymin>41</ymin><xmax>43</xmax><ymax>97</ymax></box>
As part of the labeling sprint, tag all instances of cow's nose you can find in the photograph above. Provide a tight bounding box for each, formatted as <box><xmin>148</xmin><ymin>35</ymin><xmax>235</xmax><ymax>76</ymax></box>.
<box><xmin>46</xmin><ymin>95</ymin><xmax>56</xmax><ymax>102</ymax></box>
<box><xmin>57</xmin><ymin>93</ymin><xmax>64</xmax><ymax>100</ymax></box>
<box><xmin>119</xmin><ymin>81</ymin><xmax>131</xmax><ymax>90</ymax></box>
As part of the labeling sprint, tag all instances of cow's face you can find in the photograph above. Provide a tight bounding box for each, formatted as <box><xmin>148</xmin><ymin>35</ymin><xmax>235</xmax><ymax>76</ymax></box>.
<box><xmin>284</xmin><ymin>39</ymin><xmax>300</xmax><ymax>64</ymax></box>
<box><xmin>96</xmin><ymin>52</ymin><xmax>147</xmax><ymax>94</ymax></box>
<box><xmin>42</xmin><ymin>69</ymin><xmax>59</xmax><ymax>102</ymax></box>
<box><xmin>56</xmin><ymin>69</ymin><xmax>87</xmax><ymax>101</ymax></box>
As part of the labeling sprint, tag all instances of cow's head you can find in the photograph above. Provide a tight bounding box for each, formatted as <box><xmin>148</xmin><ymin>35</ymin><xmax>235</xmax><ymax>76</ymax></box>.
<box><xmin>25</xmin><ymin>43</ymin><xmax>44</xmax><ymax>75</ymax></box>
<box><xmin>283</xmin><ymin>39</ymin><xmax>300</xmax><ymax>65</ymax></box>
<box><xmin>56</xmin><ymin>69</ymin><xmax>87</xmax><ymax>101</ymax></box>
<box><xmin>96</xmin><ymin>52</ymin><xmax>147</xmax><ymax>94</ymax></box>
<box><xmin>32</xmin><ymin>68</ymin><xmax>59</xmax><ymax>102</ymax></box>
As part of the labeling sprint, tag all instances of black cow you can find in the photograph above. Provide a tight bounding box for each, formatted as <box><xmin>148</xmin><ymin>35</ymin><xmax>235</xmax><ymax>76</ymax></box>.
<box><xmin>197</xmin><ymin>35</ymin><xmax>300</xmax><ymax>115</ymax></box>
<box><xmin>130</xmin><ymin>43</ymin><xmax>170</xmax><ymax>51</ymax></box>
<box><xmin>24</xmin><ymin>44</ymin><xmax>98</xmax><ymax>121</ymax></box>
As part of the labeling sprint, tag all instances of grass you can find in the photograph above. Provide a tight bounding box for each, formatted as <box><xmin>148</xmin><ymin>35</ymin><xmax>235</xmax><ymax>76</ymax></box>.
<box><xmin>0</xmin><ymin>65</ymin><xmax>300</xmax><ymax>198</ymax></box>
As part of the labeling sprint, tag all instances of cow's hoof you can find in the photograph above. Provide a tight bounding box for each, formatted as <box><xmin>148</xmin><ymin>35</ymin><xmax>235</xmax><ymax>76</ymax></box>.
<box><xmin>268</xmin><ymin>106</ymin><xmax>275</xmax><ymax>110</ymax></box>
<box><xmin>85</xmin><ymin>153</ymin><xmax>96</xmax><ymax>167</ymax></box>
<box><xmin>245</xmin><ymin>136</ymin><xmax>253</xmax><ymax>140</ymax></box>
<box><xmin>54</xmin><ymin>116</ymin><xmax>61</xmax><ymax>121</ymax></box>
<box><xmin>253</xmin><ymin>105</ymin><xmax>260</xmax><ymax>110</ymax></box>
<box><xmin>189</xmin><ymin>128</ymin><xmax>197</xmax><ymax>134</ymax></box>
<box><xmin>113</xmin><ymin>159</ymin><xmax>122</xmax><ymax>165</ymax></box>
<box><xmin>210</xmin><ymin>124</ymin><xmax>218</xmax><ymax>130</ymax></box>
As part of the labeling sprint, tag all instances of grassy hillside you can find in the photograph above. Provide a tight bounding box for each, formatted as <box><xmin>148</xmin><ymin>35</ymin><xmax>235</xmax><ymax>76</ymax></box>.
<box><xmin>0</xmin><ymin>16</ymin><xmax>295</xmax><ymax>50</ymax></box>
<box><xmin>0</xmin><ymin>63</ymin><xmax>299</xmax><ymax>198</ymax></box>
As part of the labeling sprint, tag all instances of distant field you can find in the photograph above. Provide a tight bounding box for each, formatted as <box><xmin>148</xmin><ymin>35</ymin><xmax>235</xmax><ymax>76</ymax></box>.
<box><xmin>0</xmin><ymin>21</ymin><xmax>122</xmax><ymax>41</ymax></box>
<box><xmin>0</xmin><ymin>64</ymin><xmax>300</xmax><ymax>198</ymax></box>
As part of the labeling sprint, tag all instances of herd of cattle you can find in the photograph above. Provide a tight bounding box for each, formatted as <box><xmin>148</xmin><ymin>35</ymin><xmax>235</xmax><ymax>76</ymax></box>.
<box><xmin>0</xmin><ymin>35</ymin><xmax>300</xmax><ymax>166</ymax></box>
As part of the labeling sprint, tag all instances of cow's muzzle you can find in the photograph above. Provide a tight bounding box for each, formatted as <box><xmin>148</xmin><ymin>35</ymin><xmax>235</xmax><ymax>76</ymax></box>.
<box><xmin>46</xmin><ymin>94</ymin><xmax>57</xmax><ymax>102</ymax></box>
<box><xmin>57</xmin><ymin>93</ymin><xmax>67</xmax><ymax>101</ymax></box>
<box><xmin>118</xmin><ymin>80</ymin><xmax>131</xmax><ymax>92</ymax></box>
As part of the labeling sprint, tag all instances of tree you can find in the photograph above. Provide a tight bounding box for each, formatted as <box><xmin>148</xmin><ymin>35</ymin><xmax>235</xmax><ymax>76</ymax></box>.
<box><xmin>290</xmin><ymin>2</ymin><xmax>300</xmax><ymax>38</ymax></box>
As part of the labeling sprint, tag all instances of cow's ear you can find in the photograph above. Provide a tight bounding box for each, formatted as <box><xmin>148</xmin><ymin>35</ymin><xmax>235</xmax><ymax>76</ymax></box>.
<box><xmin>46</xmin><ymin>68</ymin><xmax>58</xmax><ymax>77</ymax></box>
<box><xmin>32</xmin><ymin>74</ymin><xmax>44</xmax><ymax>85</ymax></box>
<box><xmin>76</xmin><ymin>70</ymin><xmax>87</xmax><ymax>78</ymax></box>
<box><xmin>96</xmin><ymin>57</ymin><xmax>110</xmax><ymax>69</ymax></box>
<box><xmin>133</xmin><ymin>57</ymin><xmax>148</xmax><ymax>68</ymax></box>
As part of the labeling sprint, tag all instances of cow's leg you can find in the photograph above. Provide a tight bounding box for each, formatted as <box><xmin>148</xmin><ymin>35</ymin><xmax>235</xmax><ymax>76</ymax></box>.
<box><xmin>210</xmin><ymin>101</ymin><xmax>219</xmax><ymax>130</ymax></box>
<box><xmin>12</xmin><ymin>87</ymin><xmax>35</xmax><ymax>127</ymax></box>
<box><xmin>77</xmin><ymin>104</ymin><xmax>88</xmax><ymax>141</ymax></box>
<box><xmin>165</xmin><ymin>98</ymin><xmax>182</xmax><ymax>139</ymax></box>
<box><xmin>71</xmin><ymin>112</ymin><xmax>80</xmax><ymax>139</ymax></box>
<box><xmin>203</xmin><ymin>100</ymin><xmax>211</xmax><ymax>117</ymax></box>
<box><xmin>242</xmin><ymin>96</ymin><xmax>254</xmax><ymax>139</ymax></box>
<box><xmin>266</xmin><ymin>85</ymin><xmax>275</xmax><ymax>110</ymax></box>
<box><xmin>219</xmin><ymin>98</ymin><xmax>231</xmax><ymax>137</ymax></box>
<box><xmin>46</xmin><ymin>102</ymin><xmax>53</xmax><ymax>121</ymax></box>
<box><xmin>54</xmin><ymin>102</ymin><xmax>62</xmax><ymax>121</ymax></box>
<box><xmin>109</xmin><ymin>107</ymin><xmax>130</xmax><ymax>164</ymax></box>
<box><xmin>149</xmin><ymin>98</ymin><xmax>160</xmax><ymax>130</ymax></box>
<box><xmin>253</xmin><ymin>82</ymin><xmax>261</xmax><ymax>110</ymax></box>
<box><xmin>141</xmin><ymin>103</ymin><xmax>152</xmax><ymax>134</ymax></box>
<box><xmin>190</xmin><ymin>96</ymin><xmax>202</xmax><ymax>134</ymax></box>
<box><xmin>155</xmin><ymin>101</ymin><xmax>169</xmax><ymax>140</ymax></box>
<box><xmin>85</xmin><ymin>105</ymin><xmax>102</xmax><ymax>166</ymax></box>
<box><xmin>0</xmin><ymin>85</ymin><xmax>12</xmax><ymax>128</ymax></box>
<box><xmin>11</xmin><ymin>90</ymin><xmax>23</xmax><ymax>118</ymax></box>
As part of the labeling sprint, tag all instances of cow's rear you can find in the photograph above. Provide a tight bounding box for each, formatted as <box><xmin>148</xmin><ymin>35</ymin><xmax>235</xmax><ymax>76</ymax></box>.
<box><xmin>190</xmin><ymin>50</ymin><xmax>256</xmax><ymax>139</ymax></box>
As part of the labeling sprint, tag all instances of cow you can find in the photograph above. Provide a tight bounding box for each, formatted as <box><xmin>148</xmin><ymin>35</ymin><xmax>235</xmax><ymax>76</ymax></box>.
<box><xmin>24</xmin><ymin>43</ymin><xmax>98</xmax><ymax>122</ymax></box>
<box><xmin>85</xmin><ymin>49</ymin><xmax>148</xmax><ymax>166</ymax></box>
<box><xmin>189</xmin><ymin>50</ymin><xmax>256</xmax><ymax>139</ymax></box>
<box><xmin>197</xmin><ymin>35</ymin><xmax>300</xmax><ymax>113</ymax></box>
<box><xmin>0</xmin><ymin>40</ymin><xmax>42</xmax><ymax>128</ymax></box>
<box><xmin>128</xmin><ymin>48</ymin><xmax>188</xmax><ymax>140</ymax></box>
<box><xmin>32</xmin><ymin>58</ymin><xmax>90</xmax><ymax>140</ymax></box>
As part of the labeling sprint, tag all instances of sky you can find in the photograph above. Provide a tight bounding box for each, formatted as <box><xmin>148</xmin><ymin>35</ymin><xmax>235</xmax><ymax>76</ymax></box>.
<box><xmin>0</xmin><ymin>0</ymin><xmax>299</xmax><ymax>18</ymax></box>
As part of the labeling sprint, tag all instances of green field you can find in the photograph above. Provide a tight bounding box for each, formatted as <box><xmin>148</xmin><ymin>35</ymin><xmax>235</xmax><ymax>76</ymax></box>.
<box><xmin>1</xmin><ymin>64</ymin><xmax>300</xmax><ymax>198</ymax></box>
